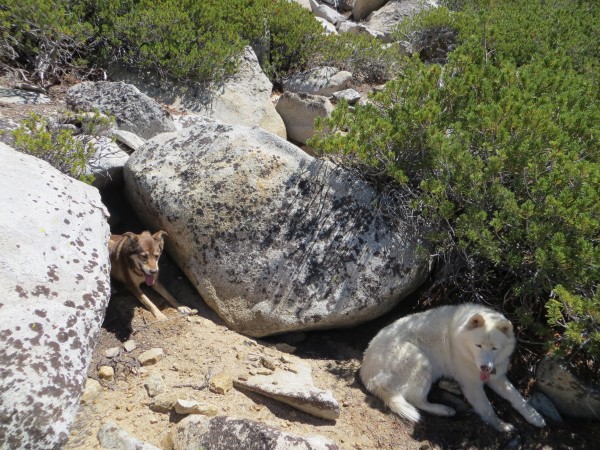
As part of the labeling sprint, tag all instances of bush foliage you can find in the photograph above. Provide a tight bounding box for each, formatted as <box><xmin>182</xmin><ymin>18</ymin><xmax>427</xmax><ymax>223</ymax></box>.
<box><xmin>312</xmin><ymin>0</ymin><xmax>600</xmax><ymax>362</ymax></box>
<box><xmin>1</xmin><ymin>0</ymin><xmax>401</xmax><ymax>84</ymax></box>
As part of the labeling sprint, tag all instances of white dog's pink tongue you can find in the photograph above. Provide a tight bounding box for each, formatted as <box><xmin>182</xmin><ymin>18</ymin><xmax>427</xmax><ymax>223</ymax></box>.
<box><xmin>144</xmin><ymin>273</ymin><xmax>156</xmax><ymax>286</ymax></box>
<box><xmin>480</xmin><ymin>371</ymin><xmax>491</xmax><ymax>382</ymax></box>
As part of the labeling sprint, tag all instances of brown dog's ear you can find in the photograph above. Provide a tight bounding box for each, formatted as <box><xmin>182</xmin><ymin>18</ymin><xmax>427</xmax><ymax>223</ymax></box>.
<box><xmin>153</xmin><ymin>230</ymin><xmax>167</xmax><ymax>242</ymax></box>
<box><xmin>122</xmin><ymin>232</ymin><xmax>139</xmax><ymax>244</ymax></box>
<box><xmin>466</xmin><ymin>313</ymin><xmax>485</xmax><ymax>330</ymax></box>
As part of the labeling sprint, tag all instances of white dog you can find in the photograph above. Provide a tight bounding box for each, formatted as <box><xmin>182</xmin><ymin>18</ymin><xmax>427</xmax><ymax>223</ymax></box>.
<box><xmin>360</xmin><ymin>304</ymin><xmax>546</xmax><ymax>432</ymax></box>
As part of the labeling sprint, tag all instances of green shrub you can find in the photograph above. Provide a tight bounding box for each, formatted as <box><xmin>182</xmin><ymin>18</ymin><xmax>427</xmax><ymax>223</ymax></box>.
<box><xmin>312</xmin><ymin>0</ymin><xmax>600</xmax><ymax>363</ymax></box>
<box><xmin>0</xmin><ymin>0</ymin><xmax>94</xmax><ymax>80</ymax></box>
<box><xmin>10</xmin><ymin>112</ymin><xmax>115</xmax><ymax>184</ymax></box>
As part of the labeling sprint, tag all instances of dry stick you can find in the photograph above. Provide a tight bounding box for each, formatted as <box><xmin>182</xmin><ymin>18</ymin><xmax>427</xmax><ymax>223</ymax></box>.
<box><xmin>172</xmin><ymin>368</ymin><xmax>214</xmax><ymax>391</ymax></box>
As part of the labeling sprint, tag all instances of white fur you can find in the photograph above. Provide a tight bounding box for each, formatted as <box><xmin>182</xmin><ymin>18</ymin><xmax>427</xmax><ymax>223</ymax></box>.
<box><xmin>360</xmin><ymin>304</ymin><xmax>546</xmax><ymax>432</ymax></box>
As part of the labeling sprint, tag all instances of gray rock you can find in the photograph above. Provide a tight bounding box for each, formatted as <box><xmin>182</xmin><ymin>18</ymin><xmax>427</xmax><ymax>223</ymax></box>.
<box><xmin>171</xmin><ymin>415</ymin><xmax>340</xmax><ymax>450</ymax></box>
<box><xmin>275</xmin><ymin>91</ymin><xmax>333</xmax><ymax>144</ymax></box>
<box><xmin>332</xmin><ymin>88</ymin><xmax>362</xmax><ymax>105</ymax></box>
<box><xmin>234</xmin><ymin>358</ymin><xmax>340</xmax><ymax>420</ymax></box>
<box><xmin>144</xmin><ymin>372</ymin><xmax>165</xmax><ymax>398</ymax></box>
<box><xmin>66</xmin><ymin>81</ymin><xmax>177</xmax><ymax>139</ymax></box>
<box><xmin>111</xmin><ymin>129</ymin><xmax>146</xmax><ymax>153</ymax></box>
<box><xmin>124</xmin><ymin>120</ymin><xmax>429</xmax><ymax>337</ymax></box>
<box><xmin>150</xmin><ymin>392</ymin><xmax>178</xmax><ymax>413</ymax></box>
<box><xmin>336</xmin><ymin>20</ymin><xmax>384</xmax><ymax>39</ymax></box>
<box><xmin>123</xmin><ymin>340</ymin><xmax>137</xmax><ymax>352</ymax></box>
<box><xmin>366</xmin><ymin>0</ymin><xmax>438</xmax><ymax>43</ymax></box>
<box><xmin>0</xmin><ymin>85</ymin><xmax>51</xmax><ymax>104</ymax></box>
<box><xmin>0</xmin><ymin>142</ymin><xmax>111</xmax><ymax>449</ymax></box>
<box><xmin>315</xmin><ymin>17</ymin><xmax>338</xmax><ymax>35</ymax></box>
<box><xmin>85</xmin><ymin>136</ymin><xmax>130</xmax><ymax>188</ymax></box>
<box><xmin>310</xmin><ymin>0</ymin><xmax>345</xmax><ymax>25</ymax></box>
<box><xmin>98</xmin><ymin>421</ymin><xmax>160</xmax><ymax>450</ymax></box>
<box><xmin>352</xmin><ymin>0</ymin><xmax>388</xmax><ymax>21</ymax></box>
<box><xmin>536</xmin><ymin>355</ymin><xmax>600</xmax><ymax>420</ymax></box>
<box><xmin>528</xmin><ymin>391</ymin><xmax>563</xmax><ymax>424</ymax></box>
<box><xmin>109</xmin><ymin>47</ymin><xmax>286</xmax><ymax>138</ymax></box>
<box><xmin>283</xmin><ymin>66</ymin><xmax>352</xmax><ymax>96</ymax></box>
<box><xmin>104</xmin><ymin>347</ymin><xmax>121</xmax><ymax>359</ymax></box>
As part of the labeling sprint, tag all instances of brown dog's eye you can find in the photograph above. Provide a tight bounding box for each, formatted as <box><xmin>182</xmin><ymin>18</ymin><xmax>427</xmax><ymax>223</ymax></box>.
<box><xmin>141</xmin><ymin>253</ymin><xmax>149</xmax><ymax>260</ymax></box>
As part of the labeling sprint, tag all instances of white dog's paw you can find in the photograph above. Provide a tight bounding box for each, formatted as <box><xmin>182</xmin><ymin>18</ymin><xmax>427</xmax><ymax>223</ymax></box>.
<box><xmin>177</xmin><ymin>306</ymin><xmax>195</xmax><ymax>315</ymax></box>
<box><xmin>491</xmin><ymin>420</ymin><xmax>515</xmax><ymax>433</ymax></box>
<box><xmin>528</xmin><ymin>411</ymin><xmax>546</xmax><ymax>428</ymax></box>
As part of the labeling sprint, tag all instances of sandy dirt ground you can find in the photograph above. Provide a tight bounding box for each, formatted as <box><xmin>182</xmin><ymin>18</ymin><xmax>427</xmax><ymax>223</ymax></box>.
<box><xmin>64</xmin><ymin>249</ymin><xmax>598</xmax><ymax>450</ymax></box>
<box><xmin>1</xmin><ymin>76</ymin><xmax>597</xmax><ymax>450</ymax></box>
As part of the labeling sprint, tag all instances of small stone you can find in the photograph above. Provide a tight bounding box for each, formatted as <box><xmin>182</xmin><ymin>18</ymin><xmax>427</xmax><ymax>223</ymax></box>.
<box><xmin>138</xmin><ymin>348</ymin><xmax>164</xmax><ymax>366</ymax></box>
<box><xmin>209</xmin><ymin>372</ymin><xmax>233</xmax><ymax>395</ymax></box>
<box><xmin>149</xmin><ymin>417</ymin><xmax>158</xmax><ymax>424</ymax></box>
<box><xmin>150</xmin><ymin>393</ymin><xmax>178</xmax><ymax>413</ymax></box>
<box><xmin>80</xmin><ymin>378</ymin><xmax>102</xmax><ymax>405</ymax></box>
<box><xmin>98</xmin><ymin>366</ymin><xmax>114</xmax><ymax>381</ymax></box>
<box><xmin>260</xmin><ymin>356</ymin><xmax>277</xmax><ymax>371</ymax></box>
<box><xmin>238</xmin><ymin>375</ymin><xmax>249</xmax><ymax>381</ymax></box>
<box><xmin>123</xmin><ymin>340</ymin><xmax>137</xmax><ymax>352</ymax></box>
<box><xmin>275</xmin><ymin>342</ymin><xmax>296</xmax><ymax>359</ymax></box>
<box><xmin>104</xmin><ymin>347</ymin><xmax>121</xmax><ymax>358</ymax></box>
<box><xmin>144</xmin><ymin>372</ymin><xmax>165</xmax><ymax>398</ymax></box>
<box><xmin>174</xmin><ymin>399</ymin><xmax>218</xmax><ymax>416</ymax></box>
<box><xmin>256</xmin><ymin>369</ymin><xmax>274</xmax><ymax>376</ymax></box>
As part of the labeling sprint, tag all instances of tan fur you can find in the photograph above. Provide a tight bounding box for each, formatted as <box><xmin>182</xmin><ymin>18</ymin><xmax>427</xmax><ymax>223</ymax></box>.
<box><xmin>109</xmin><ymin>231</ymin><xmax>193</xmax><ymax>320</ymax></box>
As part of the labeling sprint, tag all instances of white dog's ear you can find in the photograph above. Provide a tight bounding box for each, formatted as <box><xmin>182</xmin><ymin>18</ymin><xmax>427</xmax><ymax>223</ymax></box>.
<box><xmin>153</xmin><ymin>230</ymin><xmax>167</xmax><ymax>242</ymax></box>
<box><xmin>466</xmin><ymin>313</ymin><xmax>485</xmax><ymax>330</ymax></box>
<box><xmin>497</xmin><ymin>320</ymin><xmax>513</xmax><ymax>336</ymax></box>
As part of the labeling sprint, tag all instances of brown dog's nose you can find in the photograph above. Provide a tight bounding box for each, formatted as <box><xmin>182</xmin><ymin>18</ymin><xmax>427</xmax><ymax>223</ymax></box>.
<box><xmin>148</xmin><ymin>268</ymin><xmax>158</xmax><ymax>274</ymax></box>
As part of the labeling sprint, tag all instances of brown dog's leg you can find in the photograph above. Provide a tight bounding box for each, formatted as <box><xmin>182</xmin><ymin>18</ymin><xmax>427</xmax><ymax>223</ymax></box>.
<box><xmin>126</xmin><ymin>284</ymin><xmax>167</xmax><ymax>320</ymax></box>
<box><xmin>152</xmin><ymin>282</ymin><xmax>194</xmax><ymax>315</ymax></box>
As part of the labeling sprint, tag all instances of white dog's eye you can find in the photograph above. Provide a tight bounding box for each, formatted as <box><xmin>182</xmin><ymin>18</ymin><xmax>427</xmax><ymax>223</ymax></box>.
<box><xmin>492</xmin><ymin>347</ymin><xmax>498</xmax><ymax>351</ymax></box>
<box><xmin>475</xmin><ymin>344</ymin><xmax>482</xmax><ymax>348</ymax></box>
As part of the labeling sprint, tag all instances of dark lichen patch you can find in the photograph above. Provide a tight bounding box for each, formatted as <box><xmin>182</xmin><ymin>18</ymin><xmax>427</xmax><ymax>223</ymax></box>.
<box><xmin>34</xmin><ymin>310</ymin><xmax>47</xmax><ymax>318</ymax></box>
<box><xmin>15</xmin><ymin>286</ymin><xmax>28</xmax><ymax>299</ymax></box>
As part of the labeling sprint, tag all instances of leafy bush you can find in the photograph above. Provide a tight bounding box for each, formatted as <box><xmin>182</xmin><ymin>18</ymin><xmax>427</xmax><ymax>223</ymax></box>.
<box><xmin>312</xmin><ymin>0</ymin><xmax>600</xmax><ymax>363</ymax></box>
<box><xmin>0</xmin><ymin>0</ymin><xmax>94</xmax><ymax>82</ymax></box>
<box><xmin>10</xmin><ymin>111</ymin><xmax>114</xmax><ymax>184</ymax></box>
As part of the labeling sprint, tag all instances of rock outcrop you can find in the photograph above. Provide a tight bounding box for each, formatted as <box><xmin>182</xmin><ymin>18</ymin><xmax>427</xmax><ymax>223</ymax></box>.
<box><xmin>124</xmin><ymin>119</ymin><xmax>429</xmax><ymax>337</ymax></box>
<box><xmin>0</xmin><ymin>143</ymin><xmax>111</xmax><ymax>449</ymax></box>
<box><xmin>66</xmin><ymin>81</ymin><xmax>177</xmax><ymax>140</ymax></box>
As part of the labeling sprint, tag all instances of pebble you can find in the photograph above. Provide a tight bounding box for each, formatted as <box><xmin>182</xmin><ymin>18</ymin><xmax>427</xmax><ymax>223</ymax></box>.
<box><xmin>174</xmin><ymin>399</ymin><xmax>218</xmax><ymax>416</ymax></box>
<box><xmin>104</xmin><ymin>347</ymin><xmax>121</xmax><ymax>358</ymax></box>
<box><xmin>80</xmin><ymin>378</ymin><xmax>102</xmax><ymax>405</ymax></box>
<box><xmin>144</xmin><ymin>372</ymin><xmax>165</xmax><ymax>398</ymax></box>
<box><xmin>123</xmin><ymin>340</ymin><xmax>137</xmax><ymax>352</ymax></box>
<box><xmin>138</xmin><ymin>348</ymin><xmax>164</xmax><ymax>366</ymax></box>
<box><xmin>209</xmin><ymin>372</ymin><xmax>233</xmax><ymax>395</ymax></box>
<box><xmin>98</xmin><ymin>366</ymin><xmax>114</xmax><ymax>381</ymax></box>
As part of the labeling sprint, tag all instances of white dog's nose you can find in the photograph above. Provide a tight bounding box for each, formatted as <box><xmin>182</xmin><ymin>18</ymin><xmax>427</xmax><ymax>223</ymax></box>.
<box><xmin>480</xmin><ymin>362</ymin><xmax>494</xmax><ymax>372</ymax></box>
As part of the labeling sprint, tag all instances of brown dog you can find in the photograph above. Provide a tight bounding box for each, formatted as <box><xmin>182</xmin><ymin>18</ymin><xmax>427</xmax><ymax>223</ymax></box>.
<box><xmin>109</xmin><ymin>230</ymin><xmax>193</xmax><ymax>320</ymax></box>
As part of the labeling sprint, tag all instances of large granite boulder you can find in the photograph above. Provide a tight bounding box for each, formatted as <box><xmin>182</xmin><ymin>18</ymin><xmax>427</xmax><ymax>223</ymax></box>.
<box><xmin>124</xmin><ymin>119</ymin><xmax>429</xmax><ymax>337</ymax></box>
<box><xmin>66</xmin><ymin>81</ymin><xmax>177</xmax><ymax>139</ymax></box>
<box><xmin>110</xmin><ymin>46</ymin><xmax>286</xmax><ymax>139</ymax></box>
<box><xmin>366</xmin><ymin>0</ymin><xmax>438</xmax><ymax>43</ymax></box>
<box><xmin>171</xmin><ymin>415</ymin><xmax>340</xmax><ymax>450</ymax></box>
<box><xmin>0</xmin><ymin>143</ymin><xmax>111</xmax><ymax>449</ymax></box>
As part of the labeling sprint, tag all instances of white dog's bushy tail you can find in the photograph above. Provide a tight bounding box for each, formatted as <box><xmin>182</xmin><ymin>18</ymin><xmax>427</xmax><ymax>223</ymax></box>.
<box><xmin>388</xmin><ymin>394</ymin><xmax>421</xmax><ymax>423</ymax></box>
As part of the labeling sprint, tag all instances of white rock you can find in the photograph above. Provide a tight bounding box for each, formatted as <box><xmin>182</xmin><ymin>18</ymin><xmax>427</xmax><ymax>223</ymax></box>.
<box><xmin>0</xmin><ymin>142</ymin><xmax>111</xmax><ymax>449</ymax></box>
<box><xmin>98</xmin><ymin>421</ymin><xmax>160</xmax><ymax>450</ymax></box>
<box><xmin>275</xmin><ymin>91</ymin><xmax>333</xmax><ymax>144</ymax></box>
<box><xmin>124</xmin><ymin>120</ymin><xmax>428</xmax><ymax>337</ymax></box>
